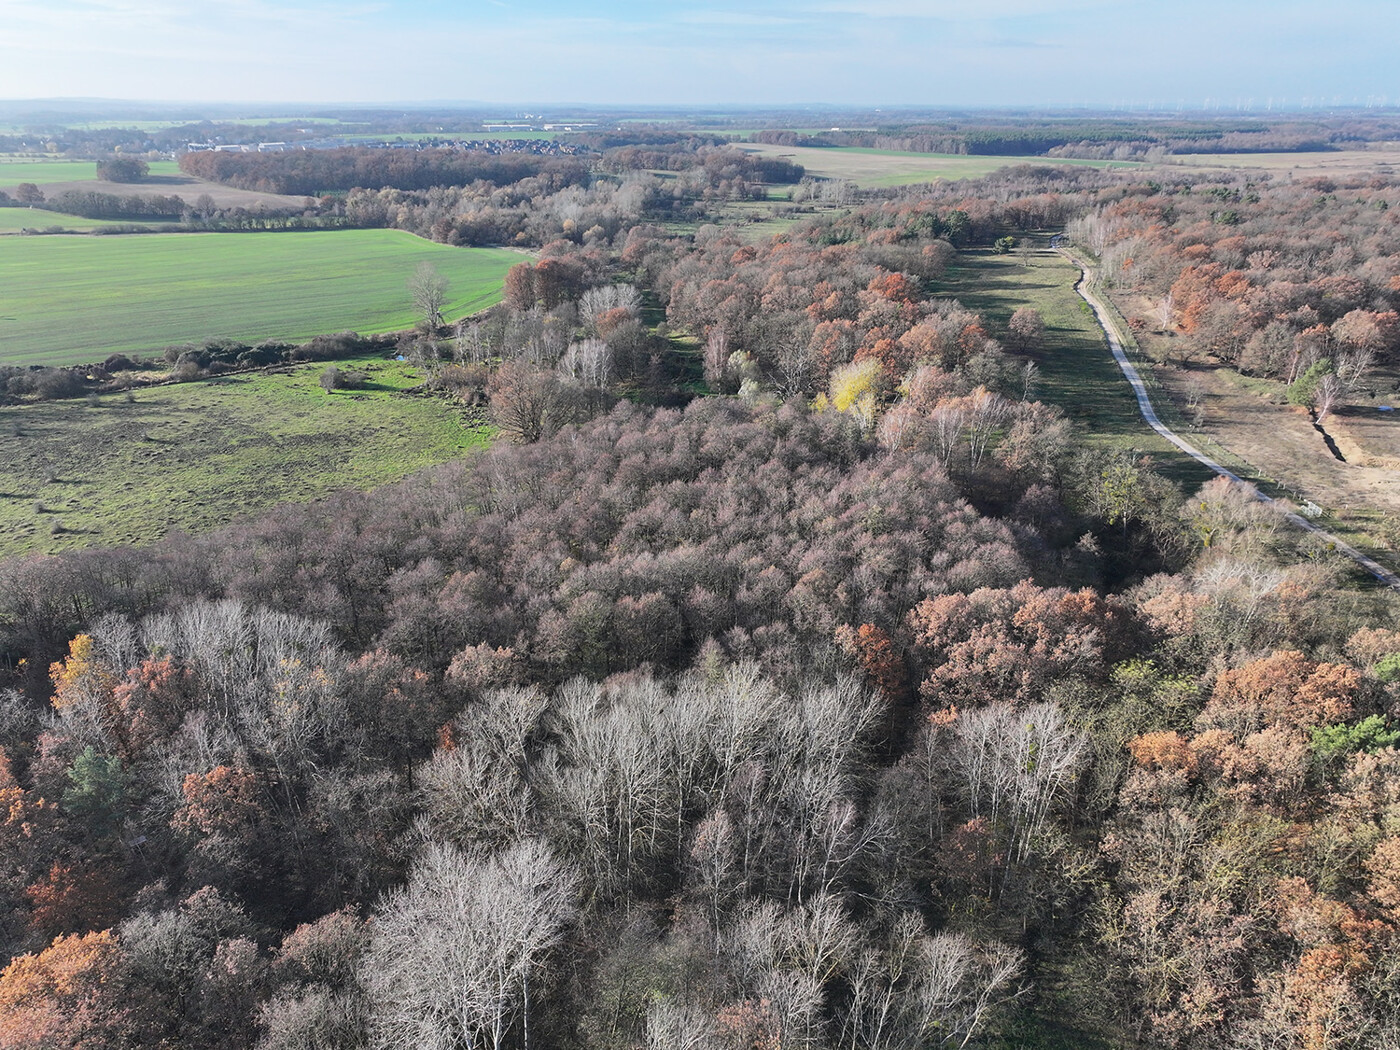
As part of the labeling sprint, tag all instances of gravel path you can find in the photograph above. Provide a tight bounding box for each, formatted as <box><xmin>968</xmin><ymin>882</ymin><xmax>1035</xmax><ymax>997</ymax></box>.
<box><xmin>1061</xmin><ymin>244</ymin><xmax>1400</xmax><ymax>592</ymax></box>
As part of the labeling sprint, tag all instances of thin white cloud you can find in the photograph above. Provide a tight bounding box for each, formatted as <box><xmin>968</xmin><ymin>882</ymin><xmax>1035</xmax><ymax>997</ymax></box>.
<box><xmin>809</xmin><ymin>0</ymin><xmax>1113</xmax><ymax>18</ymax></box>
<box><xmin>676</xmin><ymin>10</ymin><xmax>801</xmax><ymax>26</ymax></box>
<box><xmin>0</xmin><ymin>0</ymin><xmax>376</xmax><ymax>32</ymax></box>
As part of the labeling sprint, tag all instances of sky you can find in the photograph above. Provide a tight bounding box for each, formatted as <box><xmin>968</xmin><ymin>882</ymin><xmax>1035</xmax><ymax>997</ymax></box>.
<box><xmin>0</xmin><ymin>0</ymin><xmax>1395</xmax><ymax>109</ymax></box>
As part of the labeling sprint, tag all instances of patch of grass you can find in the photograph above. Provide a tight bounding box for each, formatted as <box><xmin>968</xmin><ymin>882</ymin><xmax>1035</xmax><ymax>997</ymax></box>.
<box><xmin>658</xmin><ymin>196</ymin><xmax>846</xmax><ymax>243</ymax></box>
<box><xmin>0</xmin><ymin>159</ymin><xmax>182</xmax><ymax>186</ymax></box>
<box><xmin>0</xmin><ymin>356</ymin><xmax>488</xmax><ymax>557</ymax></box>
<box><xmin>936</xmin><ymin>242</ymin><xmax>1213</xmax><ymax>489</ymax></box>
<box><xmin>0</xmin><ymin>160</ymin><xmax>104</xmax><ymax>184</ymax></box>
<box><xmin>0</xmin><ymin>230</ymin><xmax>521</xmax><ymax>367</ymax></box>
<box><xmin>0</xmin><ymin>207</ymin><xmax>170</xmax><ymax>232</ymax></box>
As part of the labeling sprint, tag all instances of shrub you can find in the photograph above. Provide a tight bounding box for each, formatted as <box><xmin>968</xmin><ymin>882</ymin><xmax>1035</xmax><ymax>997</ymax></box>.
<box><xmin>33</xmin><ymin>369</ymin><xmax>86</xmax><ymax>401</ymax></box>
<box><xmin>1287</xmin><ymin>358</ymin><xmax>1332</xmax><ymax>408</ymax></box>
<box><xmin>102</xmin><ymin>354</ymin><xmax>137</xmax><ymax>373</ymax></box>
<box><xmin>96</xmin><ymin>156</ymin><xmax>149</xmax><ymax>183</ymax></box>
<box><xmin>1312</xmin><ymin>715</ymin><xmax>1400</xmax><ymax>763</ymax></box>
<box><xmin>293</xmin><ymin>332</ymin><xmax>393</xmax><ymax>362</ymax></box>
<box><xmin>1374</xmin><ymin>652</ymin><xmax>1400</xmax><ymax>683</ymax></box>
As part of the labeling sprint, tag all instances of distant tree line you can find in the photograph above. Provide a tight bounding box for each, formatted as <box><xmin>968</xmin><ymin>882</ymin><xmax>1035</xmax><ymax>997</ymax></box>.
<box><xmin>36</xmin><ymin>189</ymin><xmax>187</xmax><ymax>221</ymax></box>
<box><xmin>595</xmin><ymin>141</ymin><xmax>804</xmax><ymax>184</ymax></box>
<box><xmin>752</xmin><ymin>118</ymin><xmax>1399</xmax><ymax>157</ymax></box>
<box><xmin>178</xmin><ymin>147</ymin><xmax>592</xmax><ymax>196</ymax></box>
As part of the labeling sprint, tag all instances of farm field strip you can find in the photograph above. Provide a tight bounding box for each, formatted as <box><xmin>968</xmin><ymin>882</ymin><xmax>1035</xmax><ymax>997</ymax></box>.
<box><xmin>0</xmin><ymin>159</ymin><xmax>182</xmax><ymax>186</ymax></box>
<box><xmin>738</xmin><ymin>143</ymin><xmax>1140</xmax><ymax>187</ymax></box>
<box><xmin>0</xmin><ymin>207</ymin><xmax>169</xmax><ymax>231</ymax></box>
<box><xmin>0</xmin><ymin>230</ymin><xmax>521</xmax><ymax>366</ymax></box>
<box><xmin>1166</xmin><ymin>149</ymin><xmax>1400</xmax><ymax>174</ymax></box>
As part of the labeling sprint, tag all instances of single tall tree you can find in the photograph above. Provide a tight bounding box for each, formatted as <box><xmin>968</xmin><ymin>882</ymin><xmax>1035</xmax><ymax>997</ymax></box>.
<box><xmin>409</xmin><ymin>263</ymin><xmax>449</xmax><ymax>330</ymax></box>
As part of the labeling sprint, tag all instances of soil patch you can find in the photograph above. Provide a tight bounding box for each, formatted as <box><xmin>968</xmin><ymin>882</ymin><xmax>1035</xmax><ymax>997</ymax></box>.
<box><xmin>1118</xmin><ymin>292</ymin><xmax>1400</xmax><ymax>521</ymax></box>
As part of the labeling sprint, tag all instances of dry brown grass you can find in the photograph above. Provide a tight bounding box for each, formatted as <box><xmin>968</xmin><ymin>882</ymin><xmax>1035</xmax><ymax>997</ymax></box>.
<box><xmin>1163</xmin><ymin>147</ymin><xmax>1400</xmax><ymax>177</ymax></box>
<box><xmin>1118</xmin><ymin>290</ymin><xmax>1400</xmax><ymax>526</ymax></box>
<box><xmin>737</xmin><ymin>143</ymin><xmax>1138</xmax><ymax>188</ymax></box>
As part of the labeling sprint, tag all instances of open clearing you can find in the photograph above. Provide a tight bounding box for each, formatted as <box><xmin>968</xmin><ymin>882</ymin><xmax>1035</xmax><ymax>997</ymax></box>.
<box><xmin>937</xmin><ymin>244</ymin><xmax>1212</xmax><ymax>489</ymax></box>
<box><xmin>739</xmin><ymin>143</ymin><xmax>1140</xmax><ymax>187</ymax></box>
<box><xmin>0</xmin><ymin>356</ymin><xmax>486</xmax><ymax>557</ymax></box>
<box><xmin>0</xmin><ymin>230</ymin><xmax>520</xmax><ymax>367</ymax></box>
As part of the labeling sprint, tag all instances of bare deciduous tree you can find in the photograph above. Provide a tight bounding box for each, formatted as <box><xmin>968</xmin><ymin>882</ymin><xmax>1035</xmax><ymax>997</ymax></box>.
<box><xmin>418</xmin><ymin>687</ymin><xmax>546</xmax><ymax>850</ymax></box>
<box><xmin>363</xmin><ymin>839</ymin><xmax>576</xmax><ymax>1050</ymax></box>
<box><xmin>409</xmin><ymin>263</ymin><xmax>449</xmax><ymax>330</ymax></box>
<box><xmin>488</xmin><ymin>362</ymin><xmax>570</xmax><ymax>444</ymax></box>
<box><xmin>578</xmin><ymin>283</ymin><xmax>641</xmax><ymax>333</ymax></box>
<box><xmin>1156</xmin><ymin>292</ymin><xmax>1175</xmax><ymax>333</ymax></box>
<box><xmin>558</xmin><ymin>339</ymin><xmax>612</xmax><ymax>389</ymax></box>
<box><xmin>1313</xmin><ymin>370</ymin><xmax>1344</xmax><ymax>424</ymax></box>
<box><xmin>942</xmin><ymin>702</ymin><xmax>1086</xmax><ymax>876</ymax></box>
<box><xmin>645</xmin><ymin>1000</ymin><xmax>721</xmax><ymax>1050</ymax></box>
<box><xmin>839</xmin><ymin>914</ymin><xmax>1025</xmax><ymax>1050</ymax></box>
<box><xmin>703</xmin><ymin>328</ymin><xmax>731</xmax><ymax>390</ymax></box>
<box><xmin>1006</xmin><ymin>307</ymin><xmax>1044</xmax><ymax>351</ymax></box>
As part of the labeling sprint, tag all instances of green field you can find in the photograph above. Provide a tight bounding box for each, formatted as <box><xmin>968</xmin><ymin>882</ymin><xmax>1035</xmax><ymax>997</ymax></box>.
<box><xmin>0</xmin><ymin>356</ymin><xmax>486</xmax><ymax>556</ymax></box>
<box><xmin>0</xmin><ymin>159</ymin><xmax>182</xmax><ymax>186</ymax></box>
<box><xmin>936</xmin><ymin>244</ymin><xmax>1211</xmax><ymax>488</ymax></box>
<box><xmin>0</xmin><ymin>207</ymin><xmax>167</xmax><ymax>232</ymax></box>
<box><xmin>0</xmin><ymin>230</ymin><xmax>522</xmax><ymax>366</ymax></box>
<box><xmin>0</xmin><ymin>160</ymin><xmax>109</xmax><ymax>184</ymax></box>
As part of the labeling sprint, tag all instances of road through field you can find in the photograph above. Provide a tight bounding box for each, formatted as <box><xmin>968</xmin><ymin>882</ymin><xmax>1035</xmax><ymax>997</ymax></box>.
<box><xmin>1059</xmin><ymin>242</ymin><xmax>1400</xmax><ymax>592</ymax></box>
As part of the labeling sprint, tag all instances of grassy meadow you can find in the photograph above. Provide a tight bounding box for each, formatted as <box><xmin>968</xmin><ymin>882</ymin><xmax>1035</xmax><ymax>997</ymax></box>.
<box><xmin>936</xmin><ymin>243</ymin><xmax>1213</xmax><ymax>488</ymax></box>
<box><xmin>0</xmin><ymin>207</ymin><xmax>163</xmax><ymax>232</ymax></box>
<box><xmin>0</xmin><ymin>356</ymin><xmax>486</xmax><ymax>556</ymax></box>
<box><xmin>0</xmin><ymin>231</ymin><xmax>521</xmax><ymax>366</ymax></box>
<box><xmin>0</xmin><ymin>159</ymin><xmax>182</xmax><ymax>186</ymax></box>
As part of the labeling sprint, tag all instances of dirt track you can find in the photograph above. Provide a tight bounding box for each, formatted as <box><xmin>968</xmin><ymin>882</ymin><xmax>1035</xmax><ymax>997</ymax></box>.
<box><xmin>1064</xmin><ymin>244</ymin><xmax>1400</xmax><ymax>591</ymax></box>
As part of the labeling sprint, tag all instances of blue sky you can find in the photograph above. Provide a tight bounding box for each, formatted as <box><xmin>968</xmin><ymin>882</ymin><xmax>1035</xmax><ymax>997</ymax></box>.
<box><xmin>0</xmin><ymin>0</ymin><xmax>1393</xmax><ymax>108</ymax></box>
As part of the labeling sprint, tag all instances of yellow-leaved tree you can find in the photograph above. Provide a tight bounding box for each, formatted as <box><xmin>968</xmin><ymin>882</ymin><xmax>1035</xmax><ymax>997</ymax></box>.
<box><xmin>819</xmin><ymin>358</ymin><xmax>881</xmax><ymax>432</ymax></box>
<box><xmin>48</xmin><ymin>635</ymin><xmax>120</xmax><ymax>743</ymax></box>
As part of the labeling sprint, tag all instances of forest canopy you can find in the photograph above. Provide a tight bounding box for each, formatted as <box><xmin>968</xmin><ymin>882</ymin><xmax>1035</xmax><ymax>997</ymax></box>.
<box><xmin>3</xmin><ymin>134</ymin><xmax>1400</xmax><ymax>1050</ymax></box>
